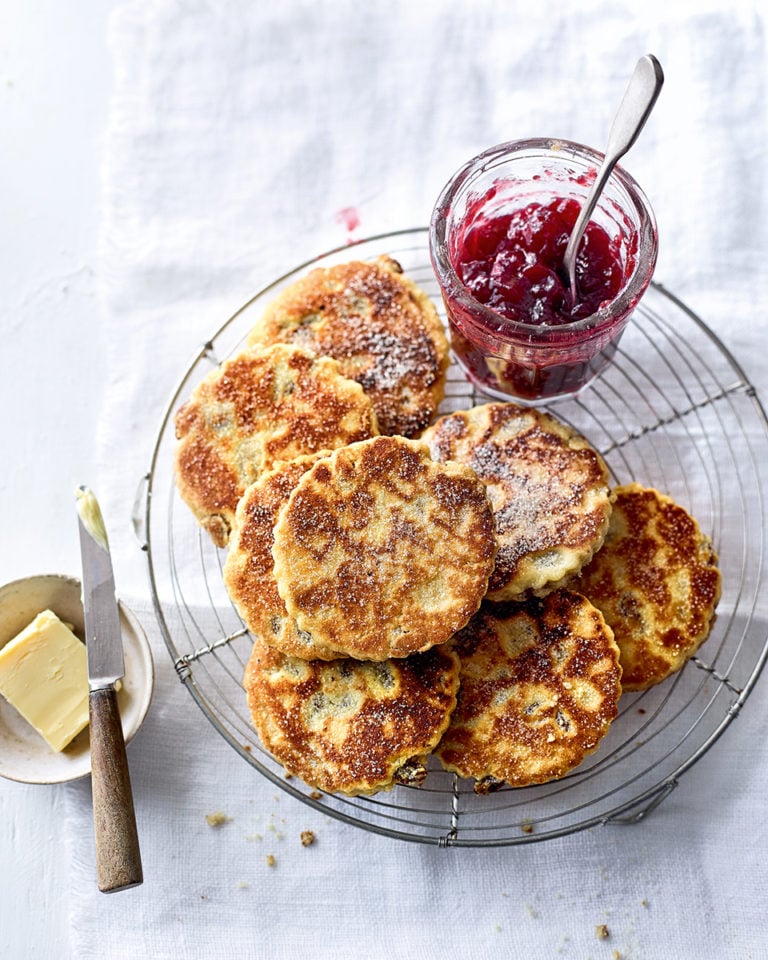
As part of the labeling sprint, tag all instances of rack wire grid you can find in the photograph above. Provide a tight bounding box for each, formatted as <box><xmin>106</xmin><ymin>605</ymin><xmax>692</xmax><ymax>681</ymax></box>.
<box><xmin>140</xmin><ymin>228</ymin><xmax>768</xmax><ymax>847</ymax></box>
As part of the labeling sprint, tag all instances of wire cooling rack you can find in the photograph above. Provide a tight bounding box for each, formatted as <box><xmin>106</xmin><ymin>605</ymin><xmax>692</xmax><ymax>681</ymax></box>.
<box><xmin>140</xmin><ymin>228</ymin><xmax>768</xmax><ymax>847</ymax></box>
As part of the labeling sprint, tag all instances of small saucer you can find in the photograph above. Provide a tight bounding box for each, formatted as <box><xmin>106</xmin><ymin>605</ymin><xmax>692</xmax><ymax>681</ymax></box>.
<box><xmin>0</xmin><ymin>573</ymin><xmax>154</xmax><ymax>784</ymax></box>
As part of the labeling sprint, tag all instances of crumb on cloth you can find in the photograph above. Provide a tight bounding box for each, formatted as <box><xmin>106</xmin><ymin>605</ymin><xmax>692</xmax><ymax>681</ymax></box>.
<box><xmin>205</xmin><ymin>811</ymin><xmax>232</xmax><ymax>827</ymax></box>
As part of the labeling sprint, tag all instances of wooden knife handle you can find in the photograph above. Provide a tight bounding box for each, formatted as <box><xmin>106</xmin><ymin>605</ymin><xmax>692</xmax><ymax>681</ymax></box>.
<box><xmin>89</xmin><ymin>686</ymin><xmax>143</xmax><ymax>893</ymax></box>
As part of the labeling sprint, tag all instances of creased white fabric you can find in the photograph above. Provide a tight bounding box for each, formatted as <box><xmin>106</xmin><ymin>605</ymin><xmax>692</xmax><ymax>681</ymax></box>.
<box><xmin>64</xmin><ymin>1</ymin><xmax>768</xmax><ymax>957</ymax></box>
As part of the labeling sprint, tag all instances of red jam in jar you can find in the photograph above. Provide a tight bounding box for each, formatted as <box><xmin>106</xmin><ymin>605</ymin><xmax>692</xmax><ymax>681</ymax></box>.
<box><xmin>430</xmin><ymin>139</ymin><xmax>658</xmax><ymax>403</ymax></box>
<box><xmin>457</xmin><ymin>198</ymin><xmax>625</xmax><ymax>325</ymax></box>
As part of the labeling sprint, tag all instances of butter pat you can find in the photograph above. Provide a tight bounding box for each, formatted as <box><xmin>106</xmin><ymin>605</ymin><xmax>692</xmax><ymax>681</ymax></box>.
<box><xmin>0</xmin><ymin>610</ymin><xmax>89</xmax><ymax>751</ymax></box>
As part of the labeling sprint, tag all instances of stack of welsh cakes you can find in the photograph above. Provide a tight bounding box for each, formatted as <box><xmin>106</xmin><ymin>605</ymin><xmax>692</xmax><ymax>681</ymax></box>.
<box><xmin>173</xmin><ymin>255</ymin><xmax>721</xmax><ymax>796</ymax></box>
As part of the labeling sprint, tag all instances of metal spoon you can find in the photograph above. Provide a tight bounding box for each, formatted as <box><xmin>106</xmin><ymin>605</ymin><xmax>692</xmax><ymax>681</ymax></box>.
<box><xmin>563</xmin><ymin>54</ymin><xmax>664</xmax><ymax>304</ymax></box>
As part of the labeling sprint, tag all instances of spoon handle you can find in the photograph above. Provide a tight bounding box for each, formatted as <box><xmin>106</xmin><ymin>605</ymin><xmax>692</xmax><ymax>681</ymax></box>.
<box><xmin>565</xmin><ymin>54</ymin><xmax>664</xmax><ymax>297</ymax></box>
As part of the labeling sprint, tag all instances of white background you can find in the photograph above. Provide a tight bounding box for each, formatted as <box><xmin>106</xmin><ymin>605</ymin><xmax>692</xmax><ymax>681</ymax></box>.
<box><xmin>1</xmin><ymin>1</ymin><xmax>113</xmax><ymax>954</ymax></box>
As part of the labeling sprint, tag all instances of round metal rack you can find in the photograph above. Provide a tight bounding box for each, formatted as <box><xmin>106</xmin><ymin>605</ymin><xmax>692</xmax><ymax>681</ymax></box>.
<box><xmin>141</xmin><ymin>228</ymin><xmax>768</xmax><ymax>846</ymax></box>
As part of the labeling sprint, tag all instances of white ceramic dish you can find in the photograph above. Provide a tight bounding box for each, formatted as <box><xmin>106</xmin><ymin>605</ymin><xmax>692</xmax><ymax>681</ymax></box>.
<box><xmin>0</xmin><ymin>573</ymin><xmax>154</xmax><ymax>784</ymax></box>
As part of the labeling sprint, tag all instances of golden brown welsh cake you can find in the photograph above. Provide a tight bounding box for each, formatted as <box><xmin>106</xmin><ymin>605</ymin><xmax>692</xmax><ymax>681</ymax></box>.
<box><xmin>271</xmin><ymin>435</ymin><xmax>497</xmax><ymax>661</ymax></box>
<box><xmin>223</xmin><ymin>453</ymin><xmax>342</xmax><ymax>661</ymax></box>
<box><xmin>421</xmin><ymin>402</ymin><xmax>614</xmax><ymax>601</ymax></box>
<box><xmin>247</xmin><ymin>255</ymin><xmax>450</xmax><ymax>437</ymax></box>
<box><xmin>435</xmin><ymin>591</ymin><xmax>622</xmax><ymax>791</ymax></box>
<box><xmin>173</xmin><ymin>343</ymin><xmax>378</xmax><ymax>547</ymax></box>
<box><xmin>243</xmin><ymin>637</ymin><xmax>460</xmax><ymax>795</ymax></box>
<box><xmin>573</xmin><ymin>483</ymin><xmax>721</xmax><ymax>690</ymax></box>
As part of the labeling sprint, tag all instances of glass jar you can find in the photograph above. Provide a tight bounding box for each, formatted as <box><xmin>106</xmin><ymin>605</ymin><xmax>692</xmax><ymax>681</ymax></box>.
<box><xmin>429</xmin><ymin>138</ymin><xmax>658</xmax><ymax>403</ymax></box>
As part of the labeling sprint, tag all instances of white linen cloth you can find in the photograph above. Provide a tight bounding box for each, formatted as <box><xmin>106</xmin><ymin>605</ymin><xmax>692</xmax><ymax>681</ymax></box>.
<box><xmin>64</xmin><ymin>1</ymin><xmax>768</xmax><ymax>957</ymax></box>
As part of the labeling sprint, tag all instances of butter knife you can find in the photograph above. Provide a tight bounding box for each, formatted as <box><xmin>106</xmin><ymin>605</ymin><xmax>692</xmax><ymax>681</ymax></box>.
<box><xmin>76</xmin><ymin>486</ymin><xmax>143</xmax><ymax>893</ymax></box>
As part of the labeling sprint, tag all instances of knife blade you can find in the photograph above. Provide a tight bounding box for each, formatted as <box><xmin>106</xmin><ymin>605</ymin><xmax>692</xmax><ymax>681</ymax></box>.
<box><xmin>76</xmin><ymin>486</ymin><xmax>143</xmax><ymax>893</ymax></box>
